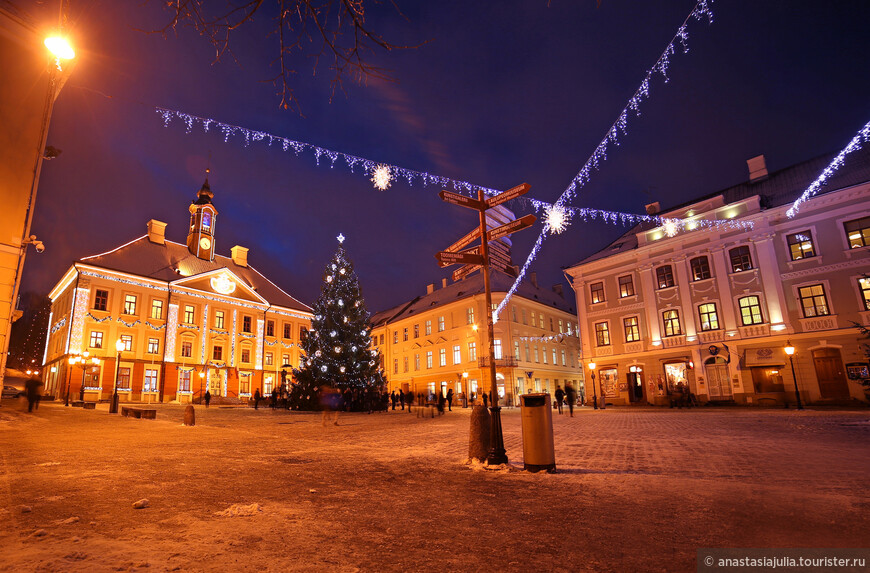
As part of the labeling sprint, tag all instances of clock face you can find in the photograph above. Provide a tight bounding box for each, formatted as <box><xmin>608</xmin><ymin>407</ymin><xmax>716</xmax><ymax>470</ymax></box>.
<box><xmin>199</xmin><ymin>237</ymin><xmax>212</xmax><ymax>250</ymax></box>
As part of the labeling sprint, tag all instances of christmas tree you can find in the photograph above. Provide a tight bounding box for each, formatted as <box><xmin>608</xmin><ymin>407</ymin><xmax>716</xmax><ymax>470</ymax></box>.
<box><xmin>290</xmin><ymin>234</ymin><xmax>385</xmax><ymax>410</ymax></box>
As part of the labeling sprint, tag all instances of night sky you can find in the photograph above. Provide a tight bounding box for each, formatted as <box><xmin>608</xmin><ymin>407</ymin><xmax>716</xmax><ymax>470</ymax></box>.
<box><xmin>21</xmin><ymin>0</ymin><xmax>870</xmax><ymax>313</ymax></box>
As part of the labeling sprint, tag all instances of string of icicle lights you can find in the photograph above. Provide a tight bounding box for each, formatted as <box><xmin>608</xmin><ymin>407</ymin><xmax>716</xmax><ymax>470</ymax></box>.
<box><xmin>786</xmin><ymin>118</ymin><xmax>870</xmax><ymax>218</ymax></box>
<box><xmin>494</xmin><ymin>0</ymin><xmax>715</xmax><ymax>323</ymax></box>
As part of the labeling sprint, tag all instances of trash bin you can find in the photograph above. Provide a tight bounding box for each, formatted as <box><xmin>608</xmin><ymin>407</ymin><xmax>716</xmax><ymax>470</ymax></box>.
<box><xmin>520</xmin><ymin>393</ymin><xmax>556</xmax><ymax>472</ymax></box>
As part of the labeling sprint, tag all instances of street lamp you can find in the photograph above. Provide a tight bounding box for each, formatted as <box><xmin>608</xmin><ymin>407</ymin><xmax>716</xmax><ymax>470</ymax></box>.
<box><xmin>65</xmin><ymin>356</ymin><xmax>75</xmax><ymax>406</ymax></box>
<box><xmin>588</xmin><ymin>362</ymin><xmax>599</xmax><ymax>410</ymax></box>
<box><xmin>458</xmin><ymin>372</ymin><xmax>469</xmax><ymax>408</ymax></box>
<box><xmin>110</xmin><ymin>338</ymin><xmax>125</xmax><ymax>414</ymax></box>
<box><xmin>784</xmin><ymin>341</ymin><xmax>803</xmax><ymax>410</ymax></box>
<box><xmin>199</xmin><ymin>369</ymin><xmax>205</xmax><ymax>402</ymax></box>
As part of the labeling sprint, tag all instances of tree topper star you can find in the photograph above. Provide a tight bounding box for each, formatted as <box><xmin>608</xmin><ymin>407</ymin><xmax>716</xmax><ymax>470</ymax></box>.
<box><xmin>337</xmin><ymin>233</ymin><xmax>345</xmax><ymax>244</ymax></box>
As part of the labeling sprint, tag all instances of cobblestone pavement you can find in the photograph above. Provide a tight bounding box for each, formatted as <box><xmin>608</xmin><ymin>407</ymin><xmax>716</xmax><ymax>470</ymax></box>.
<box><xmin>0</xmin><ymin>400</ymin><xmax>868</xmax><ymax>572</ymax></box>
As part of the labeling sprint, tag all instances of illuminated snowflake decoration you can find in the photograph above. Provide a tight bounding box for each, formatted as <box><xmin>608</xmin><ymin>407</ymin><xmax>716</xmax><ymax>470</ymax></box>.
<box><xmin>327</xmin><ymin>276</ymin><xmax>333</xmax><ymax>283</ymax></box>
<box><xmin>342</xmin><ymin>316</ymin><xmax>348</xmax><ymax>323</ymax></box>
<box><xmin>315</xmin><ymin>350</ymin><xmax>322</xmax><ymax>357</ymax></box>
<box><xmin>351</xmin><ymin>346</ymin><xmax>357</xmax><ymax>352</ymax></box>
<box><xmin>361</xmin><ymin>330</ymin><xmax>368</xmax><ymax>336</ymax></box>
<box><xmin>340</xmin><ymin>366</ymin><xmax>346</xmax><ymax>373</ymax></box>
<box><xmin>321</xmin><ymin>366</ymin><xmax>327</xmax><ymax>372</ymax></box>
<box><xmin>331</xmin><ymin>264</ymin><xmax>337</xmax><ymax>270</ymax></box>
<box><xmin>368</xmin><ymin>360</ymin><xmax>375</xmax><ymax>366</ymax></box>
<box><xmin>371</xmin><ymin>164</ymin><xmax>393</xmax><ymax>191</ymax></box>
<box><xmin>339</xmin><ymin>268</ymin><xmax>346</xmax><ymax>275</ymax></box>
<box><xmin>315</xmin><ymin>315</ymin><xmax>322</xmax><ymax>321</ymax></box>
<box><xmin>334</xmin><ymin>346</ymin><xmax>341</xmax><ymax>353</ymax></box>
<box><xmin>338</xmin><ymin>299</ymin><xmax>344</xmax><ymax>307</ymax></box>
<box><xmin>330</xmin><ymin>330</ymin><xmax>337</xmax><ymax>337</ymax></box>
<box><xmin>370</xmin><ymin>350</ymin><xmax>377</xmax><ymax>356</ymax></box>
<box><xmin>663</xmin><ymin>219</ymin><xmax>679</xmax><ymax>237</ymax></box>
<box><xmin>544</xmin><ymin>205</ymin><xmax>571</xmax><ymax>235</ymax></box>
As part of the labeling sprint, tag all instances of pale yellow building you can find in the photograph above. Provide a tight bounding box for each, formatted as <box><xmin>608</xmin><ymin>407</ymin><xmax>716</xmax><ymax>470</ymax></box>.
<box><xmin>42</xmin><ymin>178</ymin><xmax>312</xmax><ymax>403</ymax></box>
<box><xmin>371</xmin><ymin>272</ymin><xmax>583</xmax><ymax>406</ymax></box>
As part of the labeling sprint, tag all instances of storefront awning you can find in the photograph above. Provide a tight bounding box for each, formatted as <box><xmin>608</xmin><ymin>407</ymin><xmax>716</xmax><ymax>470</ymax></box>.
<box><xmin>744</xmin><ymin>347</ymin><xmax>786</xmax><ymax>367</ymax></box>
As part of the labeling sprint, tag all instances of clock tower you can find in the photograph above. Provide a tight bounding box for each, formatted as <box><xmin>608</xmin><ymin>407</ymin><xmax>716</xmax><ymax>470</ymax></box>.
<box><xmin>186</xmin><ymin>171</ymin><xmax>218</xmax><ymax>261</ymax></box>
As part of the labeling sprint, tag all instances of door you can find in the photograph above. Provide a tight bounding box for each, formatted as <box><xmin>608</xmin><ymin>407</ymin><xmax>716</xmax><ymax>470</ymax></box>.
<box><xmin>706</xmin><ymin>363</ymin><xmax>732</xmax><ymax>399</ymax></box>
<box><xmin>813</xmin><ymin>348</ymin><xmax>850</xmax><ymax>399</ymax></box>
<box><xmin>627</xmin><ymin>372</ymin><xmax>645</xmax><ymax>402</ymax></box>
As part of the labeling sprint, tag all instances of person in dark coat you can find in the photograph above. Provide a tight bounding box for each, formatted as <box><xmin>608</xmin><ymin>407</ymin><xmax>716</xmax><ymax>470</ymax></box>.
<box><xmin>565</xmin><ymin>383</ymin><xmax>577</xmax><ymax>417</ymax></box>
<box><xmin>204</xmin><ymin>390</ymin><xmax>211</xmax><ymax>408</ymax></box>
<box><xmin>390</xmin><ymin>390</ymin><xmax>397</xmax><ymax>410</ymax></box>
<box><xmin>271</xmin><ymin>387</ymin><xmax>278</xmax><ymax>409</ymax></box>
<box><xmin>253</xmin><ymin>388</ymin><xmax>261</xmax><ymax>409</ymax></box>
<box><xmin>554</xmin><ymin>385</ymin><xmax>565</xmax><ymax>415</ymax></box>
<box><xmin>437</xmin><ymin>391</ymin><xmax>446</xmax><ymax>415</ymax></box>
<box><xmin>25</xmin><ymin>376</ymin><xmax>43</xmax><ymax>412</ymax></box>
<box><xmin>446</xmin><ymin>388</ymin><xmax>454</xmax><ymax>411</ymax></box>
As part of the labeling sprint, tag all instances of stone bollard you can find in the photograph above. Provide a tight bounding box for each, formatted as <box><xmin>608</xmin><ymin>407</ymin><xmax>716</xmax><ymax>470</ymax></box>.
<box><xmin>183</xmin><ymin>404</ymin><xmax>195</xmax><ymax>426</ymax></box>
<box><xmin>467</xmin><ymin>405</ymin><xmax>491</xmax><ymax>462</ymax></box>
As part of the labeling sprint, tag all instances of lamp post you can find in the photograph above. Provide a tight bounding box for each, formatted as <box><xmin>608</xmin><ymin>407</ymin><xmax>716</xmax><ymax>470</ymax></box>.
<box><xmin>78</xmin><ymin>352</ymin><xmax>100</xmax><ymax>401</ymax></box>
<box><xmin>110</xmin><ymin>338</ymin><xmax>125</xmax><ymax>414</ymax></box>
<box><xmin>65</xmin><ymin>356</ymin><xmax>75</xmax><ymax>406</ymax></box>
<box><xmin>588</xmin><ymin>362</ymin><xmax>598</xmax><ymax>410</ymax></box>
<box><xmin>784</xmin><ymin>341</ymin><xmax>803</xmax><ymax>410</ymax></box>
<box><xmin>199</xmin><ymin>370</ymin><xmax>205</xmax><ymax>402</ymax></box>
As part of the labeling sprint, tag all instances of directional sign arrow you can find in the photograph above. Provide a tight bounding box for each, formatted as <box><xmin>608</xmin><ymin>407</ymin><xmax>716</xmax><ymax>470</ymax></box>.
<box><xmin>439</xmin><ymin>190</ymin><xmax>486</xmax><ymax>211</ymax></box>
<box><xmin>487</xmin><ymin>213</ymin><xmax>537</xmax><ymax>242</ymax></box>
<box><xmin>452</xmin><ymin>263</ymin><xmax>479</xmax><ymax>282</ymax></box>
<box><xmin>490</xmin><ymin>261</ymin><xmax>519</xmax><ymax>278</ymax></box>
<box><xmin>445</xmin><ymin>227</ymin><xmax>481</xmax><ymax>254</ymax></box>
<box><xmin>485</xmin><ymin>183</ymin><xmax>531</xmax><ymax>209</ymax></box>
<box><xmin>436</xmin><ymin>250</ymin><xmax>485</xmax><ymax>268</ymax></box>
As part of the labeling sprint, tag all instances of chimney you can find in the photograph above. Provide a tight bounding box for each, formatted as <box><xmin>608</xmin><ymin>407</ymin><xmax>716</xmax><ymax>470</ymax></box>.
<box><xmin>645</xmin><ymin>202</ymin><xmax>660</xmax><ymax>215</ymax></box>
<box><xmin>427</xmin><ymin>283</ymin><xmax>435</xmax><ymax>295</ymax></box>
<box><xmin>747</xmin><ymin>154</ymin><xmax>768</xmax><ymax>183</ymax></box>
<box><xmin>529</xmin><ymin>272</ymin><xmax>538</xmax><ymax>288</ymax></box>
<box><xmin>442</xmin><ymin>278</ymin><xmax>448</xmax><ymax>288</ymax></box>
<box><xmin>552</xmin><ymin>284</ymin><xmax>564</xmax><ymax>297</ymax></box>
<box><xmin>230</xmin><ymin>245</ymin><xmax>249</xmax><ymax>267</ymax></box>
<box><xmin>147</xmin><ymin>220</ymin><xmax>166</xmax><ymax>244</ymax></box>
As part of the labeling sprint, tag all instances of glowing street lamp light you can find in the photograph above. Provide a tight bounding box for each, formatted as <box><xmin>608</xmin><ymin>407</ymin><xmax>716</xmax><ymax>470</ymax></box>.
<box><xmin>44</xmin><ymin>36</ymin><xmax>75</xmax><ymax>60</ymax></box>
<box><xmin>784</xmin><ymin>342</ymin><xmax>803</xmax><ymax>410</ymax></box>
<box><xmin>588</xmin><ymin>362</ymin><xmax>599</xmax><ymax>410</ymax></box>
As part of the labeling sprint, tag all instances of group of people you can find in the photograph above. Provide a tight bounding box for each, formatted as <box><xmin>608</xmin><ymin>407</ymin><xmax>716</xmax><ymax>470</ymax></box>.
<box><xmin>552</xmin><ymin>383</ymin><xmax>579</xmax><ymax>417</ymax></box>
<box><xmin>388</xmin><ymin>388</ymin><xmax>456</xmax><ymax>413</ymax></box>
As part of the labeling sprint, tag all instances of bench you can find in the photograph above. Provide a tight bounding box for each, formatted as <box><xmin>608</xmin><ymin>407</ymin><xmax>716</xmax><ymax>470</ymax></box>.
<box><xmin>121</xmin><ymin>406</ymin><xmax>157</xmax><ymax>419</ymax></box>
<box><xmin>82</xmin><ymin>402</ymin><xmax>96</xmax><ymax>410</ymax></box>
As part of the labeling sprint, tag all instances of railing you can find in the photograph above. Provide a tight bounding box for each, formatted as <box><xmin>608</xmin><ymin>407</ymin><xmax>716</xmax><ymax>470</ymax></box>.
<box><xmin>661</xmin><ymin>335</ymin><xmax>686</xmax><ymax>349</ymax></box>
<box><xmin>798</xmin><ymin>314</ymin><xmax>838</xmax><ymax>332</ymax></box>
<box><xmin>477</xmin><ymin>356</ymin><xmax>518</xmax><ymax>368</ymax></box>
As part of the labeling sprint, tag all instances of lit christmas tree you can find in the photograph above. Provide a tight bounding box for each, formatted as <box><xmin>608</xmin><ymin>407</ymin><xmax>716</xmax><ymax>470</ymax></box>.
<box><xmin>290</xmin><ymin>234</ymin><xmax>385</xmax><ymax>410</ymax></box>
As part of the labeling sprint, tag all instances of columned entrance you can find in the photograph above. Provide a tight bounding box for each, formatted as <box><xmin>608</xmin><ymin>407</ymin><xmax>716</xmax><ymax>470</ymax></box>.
<box><xmin>813</xmin><ymin>348</ymin><xmax>849</xmax><ymax>399</ymax></box>
<box><xmin>705</xmin><ymin>357</ymin><xmax>732</xmax><ymax>400</ymax></box>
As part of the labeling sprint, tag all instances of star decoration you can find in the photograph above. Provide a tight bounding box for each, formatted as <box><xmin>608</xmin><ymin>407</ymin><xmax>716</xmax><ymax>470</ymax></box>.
<box><xmin>337</xmin><ymin>233</ymin><xmax>345</xmax><ymax>244</ymax></box>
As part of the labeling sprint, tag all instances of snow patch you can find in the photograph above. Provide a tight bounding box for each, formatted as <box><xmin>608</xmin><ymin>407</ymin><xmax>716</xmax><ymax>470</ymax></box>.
<box><xmin>214</xmin><ymin>503</ymin><xmax>263</xmax><ymax>517</ymax></box>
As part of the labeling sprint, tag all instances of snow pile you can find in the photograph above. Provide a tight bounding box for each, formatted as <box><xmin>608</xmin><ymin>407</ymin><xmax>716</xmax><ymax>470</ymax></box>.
<box><xmin>214</xmin><ymin>503</ymin><xmax>263</xmax><ymax>517</ymax></box>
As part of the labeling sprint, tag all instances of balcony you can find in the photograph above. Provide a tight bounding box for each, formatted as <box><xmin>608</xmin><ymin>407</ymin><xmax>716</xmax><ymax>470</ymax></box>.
<box><xmin>798</xmin><ymin>314</ymin><xmax>838</xmax><ymax>332</ymax></box>
<box><xmin>661</xmin><ymin>335</ymin><xmax>686</xmax><ymax>349</ymax></box>
<box><xmin>478</xmin><ymin>356</ymin><xmax>518</xmax><ymax>368</ymax></box>
<box><xmin>738</xmin><ymin>324</ymin><xmax>770</xmax><ymax>338</ymax></box>
<box><xmin>698</xmin><ymin>330</ymin><xmax>724</xmax><ymax>344</ymax></box>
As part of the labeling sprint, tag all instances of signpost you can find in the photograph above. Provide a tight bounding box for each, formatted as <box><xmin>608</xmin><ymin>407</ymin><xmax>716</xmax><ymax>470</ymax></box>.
<box><xmin>437</xmin><ymin>183</ymin><xmax>533</xmax><ymax>466</ymax></box>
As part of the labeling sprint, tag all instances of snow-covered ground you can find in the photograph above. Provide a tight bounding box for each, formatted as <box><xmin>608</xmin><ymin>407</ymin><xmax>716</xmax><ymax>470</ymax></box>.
<box><xmin>1</xmin><ymin>400</ymin><xmax>868</xmax><ymax>572</ymax></box>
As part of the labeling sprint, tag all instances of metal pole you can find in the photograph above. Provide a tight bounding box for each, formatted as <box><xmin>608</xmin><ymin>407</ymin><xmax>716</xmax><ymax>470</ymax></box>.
<box><xmin>478</xmin><ymin>190</ymin><xmax>507</xmax><ymax>466</ymax></box>
<box><xmin>789</xmin><ymin>355</ymin><xmax>803</xmax><ymax>410</ymax></box>
<box><xmin>79</xmin><ymin>365</ymin><xmax>86</xmax><ymax>401</ymax></box>
<box><xmin>64</xmin><ymin>361</ymin><xmax>72</xmax><ymax>406</ymax></box>
<box><xmin>591</xmin><ymin>372</ymin><xmax>598</xmax><ymax>410</ymax></box>
<box><xmin>110</xmin><ymin>351</ymin><xmax>121</xmax><ymax>414</ymax></box>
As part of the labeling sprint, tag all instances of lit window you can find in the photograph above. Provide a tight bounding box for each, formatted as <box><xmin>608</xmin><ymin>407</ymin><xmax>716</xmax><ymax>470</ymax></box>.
<box><xmin>534</xmin><ymin>346</ymin><xmax>540</xmax><ymax>362</ymax></box>
<box><xmin>439</xmin><ymin>348</ymin><xmax>447</xmax><ymax>367</ymax></box>
<box><xmin>178</xmin><ymin>371</ymin><xmax>191</xmax><ymax>392</ymax></box>
<box><xmin>690</xmin><ymin>256</ymin><xmax>711</xmax><ymax>281</ymax></box>
<box><xmin>426</xmin><ymin>351</ymin><xmax>433</xmax><ymax>369</ymax></box>
<box><xmin>124</xmin><ymin>294</ymin><xmax>137</xmax><ymax>315</ymax></box>
<box><xmin>393</xmin><ymin>332</ymin><xmax>398</xmax><ymax>344</ymax></box>
<box><xmin>738</xmin><ymin>296</ymin><xmax>764</xmax><ymax>325</ymax></box>
<box><xmin>120</xmin><ymin>334</ymin><xmax>133</xmax><ymax>351</ymax></box>
<box><xmin>184</xmin><ymin>305</ymin><xmax>195</xmax><ymax>324</ymax></box>
<box><xmin>403</xmin><ymin>328</ymin><xmax>408</xmax><ymax>342</ymax></box>
<box><xmin>595</xmin><ymin>322</ymin><xmax>610</xmax><ymax>346</ymax></box>
<box><xmin>414</xmin><ymin>324</ymin><xmax>419</xmax><ymax>338</ymax></box>
<box><xmin>798</xmin><ymin>284</ymin><xmax>830</xmax><ymax>318</ymax></box>
<box><xmin>662</xmin><ymin>310</ymin><xmax>682</xmax><ymax>336</ymax></box>
<box><xmin>242</xmin><ymin>316</ymin><xmax>252</xmax><ymax>333</ymax></box>
<box><xmin>147</xmin><ymin>338</ymin><xmax>159</xmax><ymax>354</ymax></box>
<box><xmin>618</xmin><ymin>275</ymin><xmax>635</xmax><ymax>297</ymax></box>
<box><xmin>403</xmin><ymin>356</ymin><xmax>409</xmax><ymax>373</ymax></box>
<box><xmin>468</xmin><ymin>342</ymin><xmax>477</xmax><ymax>362</ymax></box>
<box><xmin>467</xmin><ymin>307</ymin><xmax>475</xmax><ymax>324</ymax></box>
<box><xmin>552</xmin><ymin>348</ymin><xmax>557</xmax><ymax>364</ymax></box>
<box><xmin>144</xmin><ymin>369</ymin><xmax>158</xmax><ymax>392</ymax></box>
<box><xmin>181</xmin><ymin>341</ymin><xmax>192</xmax><ymax>358</ymax></box>
<box><xmin>623</xmin><ymin>317</ymin><xmax>640</xmax><ymax>342</ymax></box>
<box><xmin>542</xmin><ymin>346</ymin><xmax>547</xmax><ymax>364</ymax></box>
<box><xmin>561</xmin><ymin>350</ymin><xmax>566</xmax><ymax>366</ymax></box>
<box><xmin>241</xmin><ymin>348</ymin><xmax>251</xmax><ymax>363</ymax></box>
<box><xmin>656</xmin><ymin>265</ymin><xmax>675</xmax><ymax>289</ymax></box>
<box><xmin>698</xmin><ymin>303</ymin><xmax>720</xmax><ymax>331</ymax></box>
<box><xmin>89</xmin><ymin>331</ymin><xmax>103</xmax><ymax>349</ymax></box>
<box><xmin>453</xmin><ymin>345</ymin><xmax>461</xmax><ymax>364</ymax></box>
<box><xmin>514</xmin><ymin>341</ymin><xmax>520</xmax><ymax>360</ymax></box>
<box><xmin>393</xmin><ymin>359</ymin><xmax>399</xmax><ymax>374</ymax></box>
<box><xmin>539</xmin><ymin>314</ymin><xmax>545</xmax><ymax>329</ymax></box>
<box><xmin>94</xmin><ymin>289</ymin><xmax>109</xmax><ymax>311</ymax></box>
<box><xmin>117</xmin><ymin>367</ymin><xmax>131</xmax><ymax>389</ymax></box>
<box><xmin>860</xmin><ymin>278</ymin><xmax>870</xmax><ymax>311</ymax></box>
<box><xmin>729</xmin><ymin>246</ymin><xmax>753</xmax><ymax>273</ymax></box>
<box><xmin>787</xmin><ymin>231</ymin><xmax>816</xmax><ymax>260</ymax></box>
<box><xmin>415</xmin><ymin>354</ymin><xmax>420</xmax><ymax>371</ymax></box>
<box><xmin>150</xmin><ymin>299</ymin><xmax>164</xmax><ymax>320</ymax></box>
<box><xmin>590</xmin><ymin>282</ymin><xmax>605</xmax><ymax>304</ymax></box>
<box><xmin>214</xmin><ymin>310</ymin><xmax>224</xmax><ymax>329</ymax></box>
<box><xmin>494</xmin><ymin>339</ymin><xmax>502</xmax><ymax>360</ymax></box>
<box><xmin>239</xmin><ymin>374</ymin><xmax>251</xmax><ymax>395</ymax></box>
<box><xmin>265</xmin><ymin>352</ymin><xmax>273</xmax><ymax>366</ymax></box>
<box><xmin>438</xmin><ymin>316</ymin><xmax>445</xmax><ymax>332</ymax></box>
<box><xmin>425</xmin><ymin>320</ymin><xmax>432</xmax><ymax>335</ymax></box>
<box><xmin>844</xmin><ymin>216</ymin><xmax>870</xmax><ymax>248</ymax></box>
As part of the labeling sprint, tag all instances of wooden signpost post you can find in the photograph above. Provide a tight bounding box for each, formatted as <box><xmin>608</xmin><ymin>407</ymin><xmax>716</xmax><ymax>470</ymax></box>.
<box><xmin>436</xmin><ymin>184</ymin><xmax>534</xmax><ymax>466</ymax></box>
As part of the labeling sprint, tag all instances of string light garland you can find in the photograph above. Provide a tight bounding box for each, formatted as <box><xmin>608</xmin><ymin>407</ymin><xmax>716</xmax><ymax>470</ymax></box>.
<box><xmin>495</xmin><ymin>0</ymin><xmax>715</xmax><ymax>323</ymax></box>
<box><xmin>786</xmin><ymin>118</ymin><xmax>870</xmax><ymax>218</ymax></box>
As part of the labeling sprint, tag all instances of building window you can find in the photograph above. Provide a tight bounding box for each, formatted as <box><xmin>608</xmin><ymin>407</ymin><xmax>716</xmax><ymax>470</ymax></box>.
<box><xmin>403</xmin><ymin>328</ymin><xmax>408</xmax><ymax>342</ymax></box>
<box><xmin>124</xmin><ymin>294</ymin><xmax>137</xmax><ymax>315</ymax></box>
<box><xmin>552</xmin><ymin>348</ymin><xmax>557</xmax><ymax>364</ymax></box>
<box><xmin>438</xmin><ymin>316</ymin><xmax>445</xmax><ymax>332</ymax></box>
<box><xmin>439</xmin><ymin>348</ymin><xmax>447</xmax><ymax>367</ymax></box>
<box><xmin>213</xmin><ymin>346</ymin><xmax>223</xmax><ymax>361</ymax></box>
<box><xmin>558</xmin><ymin>319</ymin><xmax>564</xmax><ymax>333</ymax></box>
<box><xmin>393</xmin><ymin>332</ymin><xmax>398</xmax><ymax>344</ymax></box>
<box><xmin>453</xmin><ymin>345</ymin><xmax>461</xmax><ymax>365</ymax></box>
<box><xmin>623</xmin><ymin>317</ymin><xmax>640</xmax><ymax>342</ymax></box>
<box><xmin>618</xmin><ymin>275</ymin><xmax>635</xmax><ymax>297</ymax></box>
<box><xmin>514</xmin><ymin>341</ymin><xmax>521</xmax><ymax>360</ymax></box>
<box><xmin>751</xmin><ymin>367</ymin><xmax>784</xmax><ymax>394</ymax></box>
<box><xmin>147</xmin><ymin>338</ymin><xmax>159</xmax><ymax>354</ymax></box>
<box><xmin>178</xmin><ymin>370</ymin><xmax>191</xmax><ymax>392</ymax></box>
<box><xmin>787</xmin><ymin>231</ymin><xmax>816</xmax><ymax>260</ymax></box>
<box><xmin>120</xmin><ymin>334</ymin><xmax>133</xmax><ymax>351</ymax></box>
<box><xmin>561</xmin><ymin>349</ymin><xmax>566</xmax><ymax>366</ymax></box>
<box><xmin>860</xmin><ymin>278</ymin><xmax>870</xmax><ymax>311</ymax></box>
<box><xmin>524</xmin><ymin>344</ymin><xmax>530</xmax><ymax>362</ymax></box>
<box><xmin>425</xmin><ymin>320</ymin><xmax>432</xmax><ymax>335</ymax></box>
<box><xmin>239</xmin><ymin>374</ymin><xmax>251</xmax><ymax>395</ymax></box>
<box><xmin>798</xmin><ymin>284</ymin><xmax>830</xmax><ymax>318</ymax></box>
<box><xmin>494</xmin><ymin>339</ymin><xmax>502</xmax><ymax>360</ymax></box>
<box><xmin>400</xmin><ymin>356</ymin><xmax>407</xmax><ymax>373</ymax></box>
<box><xmin>522</xmin><ymin>308</ymin><xmax>527</xmax><ymax>324</ymax></box>
<box><xmin>534</xmin><ymin>346</ymin><xmax>540</xmax><ymax>362</ymax></box>
<box><xmin>542</xmin><ymin>346</ymin><xmax>548</xmax><ymax>364</ymax></box>
<box><xmin>94</xmin><ymin>289</ymin><xmax>109</xmax><ymax>311</ymax></box>
<box><xmin>662</xmin><ymin>310</ymin><xmax>682</xmax><ymax>337</ymax></box>
<box><xmin>241</xmin><ymin>348</ymin><xmax>251</xmax><ymax>363</ymax></box>
<box><xmin>283</xmin><ymin>323</ymin><xmax>292</xmax><ymax>339</ymax></box>
<box><xmin>265</xmin><ymin>352</ymin><xmax>273</xmax><ymax>366</ymax></box>
<box><xmin>690</xmin><ymin>256</ymin><xmax>711</xmax><ymax>281</ymax></box>
<box><xmin>467</xmin><ymin>307</ymin><xmax>475</xmax><ymax>324</ymax></box>
<box><xmin>655</xmin><ymin>265</ymin><xmax>675</xmax><ymax>289</ymax></box>
<box><xmin>415</xmin><ymin>354</ymin><xmax>420</xmax><ymax>371</ymax></box>
<box><xmin>698</xmin><ymin>303</ymin><xmax>720</xmax><ymax>331</ymax></box>
<box><xmin>729</xmin><ymin>246</ymin><xmax>753</xmax><ymax>273</ymax></box>
<box><xmin>300</xmin><ymin>326</ymin><xmax>307</xmax><ymax>341</ymax></box>
<box><xmin>426</xmin><ymin>351</ymin><xmax>433</xmax><ymax>369</ymax></box>
<box><xmin>242</xmin><ymin>316</ymin><xmax>252</xmax><ymax>333</ymax></box>
<box><xmin>468</xmin><ymin>342</ymin><xmax>477</xmax><ymax>362</ymax></box>
<box><xmin>844</xmin><ymin>216</ymin><xmax>870</xmax><ymax>248</ymax></box>
<box><xmin>117</xmin><ymin>367</ymin><xmax>131</xmax><ymax>390</ymax></box>
<box><xmin>266</xmin><ymin>320</ymin><xmax>275</xmax><ymax>337</ymax></box>
<box><xmin>282</xmin><ymin>353</ymin><xmax>290</xmax><ymax>366</ymax></box>
<box><xmin>539</xmin><ymin>314</ymin><xmax>545</xmax><ymax>329</ymax></box>
<box><xmin>89</xmin><ymin>331</ymin><xmax>103</xmax><ymax>349</ymax></box>
<box><xmin>413</xmin><ymin>324</ymin><xmax>419</xmax><ymax>338</ymax></box>
<box><xmin>214</xmin><ymin>310</ymin><xmax>225</xmax><ymax>329</ymax></box>
<box><xmin>512</xmin><ymin>306</ymin><xmax>518</xmax><ymax>322</ymax></box>
<box><xmin>594</xmin><ymin>322</ymin><xmax>610</xmax><ymax>346</ymax></box>
<box><xmin>144</xmin><ymin>369</ymin><xmax>158</xmax><ymax>392</ymax></box>
<box><xmin>181</xmin><ymin>341</ymin><xmax>192</xmax><ymax>358</ymax></box>
<box><xmin>379</xmin><ymin>335</ymin><xmax>384</xmax><ymax>345</ymax></box>
<box><xmin>150</xmin><ymin>299</ymin><xmax>164</xmax><ymax>320</ymax></box>
<box><xmin>738</xmin><ymin>296</ymin><xmax>763</xmax><ymax>325</ymax></box>
<box><xmin>184</xmin><ymin>305</ymin><xmax>195</xmax><ymax>324</ymax></box>
<box><xmin>590</xmin><ymin>282</ymin><xmax>605</xmax><ymax>304</ymax></box>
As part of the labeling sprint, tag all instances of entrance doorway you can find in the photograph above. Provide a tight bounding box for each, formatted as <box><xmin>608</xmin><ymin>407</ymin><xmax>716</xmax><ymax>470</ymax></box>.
<box><xmin>813</xmin><ymin>348</ymin><xmax>849</xmax><ymax>399</ymax></box>
<box><xmin>627</xmin><ymin>368</ymin><xmax>645</xmax><ymax>402</ymax></box>
<box><xmin>705</xmin><ymin>357</ymin><xmax>732</xmax><ymax>400</ymax></box>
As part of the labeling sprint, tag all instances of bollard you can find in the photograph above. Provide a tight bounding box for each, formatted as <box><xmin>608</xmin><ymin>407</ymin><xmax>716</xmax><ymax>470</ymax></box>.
<box><xmin>467</xmin><ymin>405</ymin><xmax>491</xmax><ymax>462</ymax></box>
<box><xmin>183</xmin><ymin>404</ymin><xmax>196</xmax><ymax>426</ymax></box>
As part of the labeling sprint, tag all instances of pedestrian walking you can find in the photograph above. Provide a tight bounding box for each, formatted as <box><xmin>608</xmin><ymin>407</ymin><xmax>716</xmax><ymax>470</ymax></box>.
<box><xmin>204</xmin><ymin>390</ymin><xmax>211</xmax><ymax>408</ymax></box>
<box><xmin>565</xmin><ymin>383</ymin><xmax>577</xmax><ymax>417</ymax></box>
<box><xmin>253</xmin><ymin>388</ymin><xmax>261</xmax><ymax>410</ymax></box>
<box><xmin>390</xmin><ymin>390</ymin><xmax>397</xmax><ymax>410</ymax></box>
<box><xmin>554</xmin><ymin>385</ymin><xmax>565</xmax><ymax>415</ymax></box>
<box><xmin>437</xmin><ymin>392</ymin><xmax>446</xmax><ymax>415</ymax></box>
<box><xmin>271</xmin><ymin>387</ymin><xmax>278</xmax><ymax>409</ymax></box>
<box><xmin>399</xmin><ymin>388</ymin><xmax>405</xmax><ymax>410</ymax></box>
<box><xmin>25</xmin><ymin>376</ymin><xmax>43</xmax><ymax>413</ymax></box>
<box><xmin>446</xmin><ymin>388</ymin><xmax>454</xmax><ymax>411</ymax></box>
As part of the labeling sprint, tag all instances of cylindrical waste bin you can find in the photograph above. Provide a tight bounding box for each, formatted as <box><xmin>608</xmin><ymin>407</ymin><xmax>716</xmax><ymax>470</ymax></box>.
<box><xmin>520</xmin><ymin>393</ymin><xmax>556</xmax><ymax>472</ymax></box>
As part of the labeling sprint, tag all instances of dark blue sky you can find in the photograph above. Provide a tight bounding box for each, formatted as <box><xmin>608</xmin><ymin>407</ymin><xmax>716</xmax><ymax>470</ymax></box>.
<box><xmin>23</xmin><ymin>0</ymin><xmax>870</xmax><ymax>312</ymax></box>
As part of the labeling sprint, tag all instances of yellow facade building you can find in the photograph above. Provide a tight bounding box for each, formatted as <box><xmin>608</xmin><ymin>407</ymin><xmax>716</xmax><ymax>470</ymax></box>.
<box><xmin>371</xmin><ymin>272</ymin><xmax>583</xmax><ymax>406</ymax></box>
<box><xmin>42</xmin><ymin>178</ymin><xmax>312</xmax><ymax>403</ymax></box>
